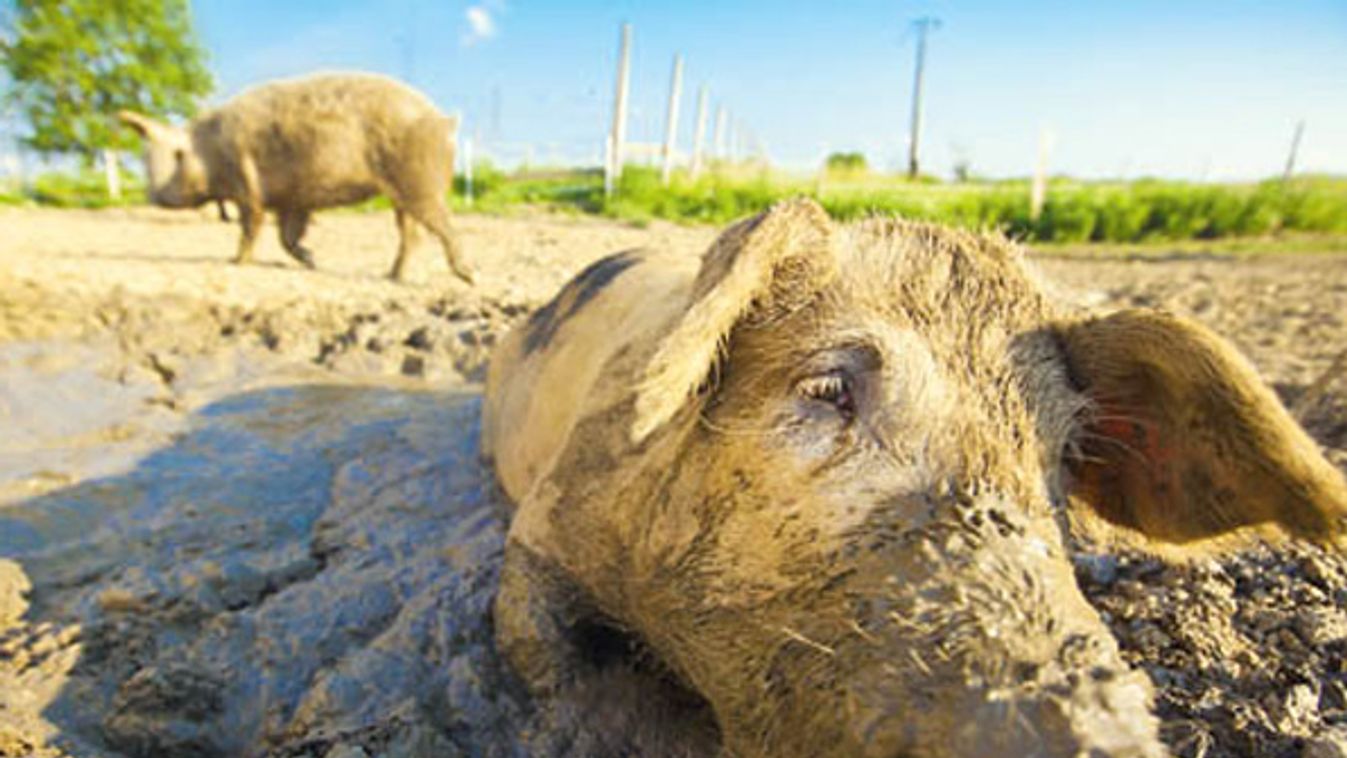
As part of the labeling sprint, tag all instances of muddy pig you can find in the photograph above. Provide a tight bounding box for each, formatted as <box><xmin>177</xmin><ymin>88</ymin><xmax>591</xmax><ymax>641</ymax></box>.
<box><xmin>483</xmin><ymin>199</ymin><xmax>1347</xmax><ymax>756</ymax></box>
<box><xmin>119</xmin><ymin>72</ymin><xmax>471</xmax><ymax>283</ymax></box>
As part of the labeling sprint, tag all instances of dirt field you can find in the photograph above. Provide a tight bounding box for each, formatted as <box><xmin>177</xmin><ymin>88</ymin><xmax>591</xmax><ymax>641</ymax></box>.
<box><xmin>3</xmin><ymin>206</ymin><xmax>1347</xmax><ymax>756</ymax></box>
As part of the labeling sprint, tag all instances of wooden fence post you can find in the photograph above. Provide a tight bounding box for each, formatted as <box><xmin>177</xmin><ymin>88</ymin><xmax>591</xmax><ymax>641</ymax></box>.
<box><xmin>660</xmin><ymin>54</ymin><xmax>684</xmax><ymax>186</ymax></box>
<box><xmin>608</xmin><ymin>23</ymin><xmax>632</xmax><ymax>187</ymax></box>
<box><xmin>603</xmin><ymin>135</ymin><xmax>615</xmax><ymax>198</ymax></box>
<box><xmin>103</xmin><ymin>149</ymin><xmax>121</xmax><ymax>201</ymax></box>
<box><xmin>690</xmin><ymin>85</ymin><xmax>709</xmax><ymax>179</ymax></box>
<box><xmin>1030</xmin><ymin>128</ymin><xmax>1053</xmax><ymax>222</ymax></box>
<box><xmin>713</xmin><ymin>105</ymin><xmax>727</xmax><ymax>162</ymax></box>
<box><xmin>463</xmin><ymin>137</ymin><xmax>475</xmax><ymax>207</ymax></box>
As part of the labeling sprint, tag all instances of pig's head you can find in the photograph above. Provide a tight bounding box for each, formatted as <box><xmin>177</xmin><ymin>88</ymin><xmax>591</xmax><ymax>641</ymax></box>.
<box><xmin>117</xmin><ymin>111</ymin><xmax>210</xmax><ymax>208</ymax></box>
<box><xmin>495</xmin><ymin>200</ymin><xmax>1347</xmax><ymax>757</ymax></box>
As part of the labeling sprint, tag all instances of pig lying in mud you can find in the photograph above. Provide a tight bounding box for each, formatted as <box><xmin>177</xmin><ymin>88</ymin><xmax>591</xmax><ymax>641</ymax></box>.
<box><xmin>484</xmin><ymin>199</ymin><xmax>1347</xmax><ymax>756</ymax></box>
<box><xmin>119</xmin><ymin>73</ymin><xmax>472</xmax><ymax>283</ymax></box>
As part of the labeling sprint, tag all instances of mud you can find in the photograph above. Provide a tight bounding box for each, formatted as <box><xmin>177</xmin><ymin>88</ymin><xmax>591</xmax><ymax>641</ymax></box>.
<box><xmin>2</xmin><ymin>207</ymin><xmax>1347</xmax><ymax>756</ymax></box>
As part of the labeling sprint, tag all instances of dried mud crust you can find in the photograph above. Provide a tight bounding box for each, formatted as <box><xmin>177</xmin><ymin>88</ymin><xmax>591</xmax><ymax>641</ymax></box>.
<box><xmin>1076</xmin><ymin>542</ymin><xmax>1347</xmax><ymax>758</ymax></box>
<box><xmin>0</xmin><ymin>207</ymin><xmax>717</xmax><ymax>387</ymax></box>
<box><xmin>3</xmin><ymin>208</ymin><xmax>1347</xmax><ymax>756</ymax></box>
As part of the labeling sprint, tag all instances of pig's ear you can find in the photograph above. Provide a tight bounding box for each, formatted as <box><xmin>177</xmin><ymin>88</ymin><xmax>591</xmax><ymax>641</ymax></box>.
<box><xmin>1058</xmin><ymin>309</ymin><xmax>1347</xmax><ymax>547</ymax></box>
<box><xmin>117</xmin><ymin>110</ymin><xmax>165</xmax><ymax>139</ymax></box>
<box><xmin>632</xmin><ymin>197</ymin><xmax>837</xmax><ymax>442</ymax></box>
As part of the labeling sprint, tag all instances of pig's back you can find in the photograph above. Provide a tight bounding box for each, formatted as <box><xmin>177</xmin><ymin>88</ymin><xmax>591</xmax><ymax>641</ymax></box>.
<box><xmin>484</xmin><ymin>248</ymin><xmax>698</xmax><ymax>507</ymax></box>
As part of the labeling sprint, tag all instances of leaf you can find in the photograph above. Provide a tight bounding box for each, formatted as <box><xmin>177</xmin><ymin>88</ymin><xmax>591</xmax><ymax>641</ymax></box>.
<box><xmin>1</xmin><ymin>0</ymin><xmax>213</xmax><ymax>158</ymax></box>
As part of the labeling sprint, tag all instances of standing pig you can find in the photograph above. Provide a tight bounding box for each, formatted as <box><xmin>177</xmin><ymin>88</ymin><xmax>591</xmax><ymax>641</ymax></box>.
<box><xmin>484</xmin><ymin>199</ymin><xmax>1347</xmax><ymax>756</ymax></box>
<box><xmin>118</xmin><ymin>72</ymin><xmax>472</xmax><ymax>283</ymax></box>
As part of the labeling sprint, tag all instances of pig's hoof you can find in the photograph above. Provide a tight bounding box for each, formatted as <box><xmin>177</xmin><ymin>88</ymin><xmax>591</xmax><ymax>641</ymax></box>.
<box><xmin>289</xmin><ymin>249</ymin><xmax>317</xmax><ymax>270</ymax></box>
<box><xmin>452</xmin><ymin>264</ymin><xmax>476</xmax><ymax>286</ymax></box>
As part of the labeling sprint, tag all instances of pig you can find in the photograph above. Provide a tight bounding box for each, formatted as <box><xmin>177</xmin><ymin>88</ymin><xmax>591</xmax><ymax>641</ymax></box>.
<box><xmin>483</xmin><ymin>199</ymin><xmax>1347</xmax><ymax>756</ymax></box>
<box><xmin>118</xmin><ymin>72</ymin><xmax>472</xmax><ymax>283</ymax></box>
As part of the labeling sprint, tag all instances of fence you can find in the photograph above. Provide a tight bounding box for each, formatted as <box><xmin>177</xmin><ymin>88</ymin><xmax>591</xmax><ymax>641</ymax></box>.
<box><xmin>601</xmin><ymin>22</ymin><xmax>763</xmax><ymax>197</ymax></box>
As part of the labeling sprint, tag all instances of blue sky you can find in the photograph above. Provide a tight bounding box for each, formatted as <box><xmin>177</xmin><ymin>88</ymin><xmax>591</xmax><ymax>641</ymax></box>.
<box><xmin>188</xmin><ymin>1</ymin><xmax>1347</xmax><ymax>180</ymax></box>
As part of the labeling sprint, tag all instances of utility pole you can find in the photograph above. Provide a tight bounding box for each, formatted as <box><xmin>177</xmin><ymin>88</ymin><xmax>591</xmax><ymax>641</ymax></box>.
<box><xmin>1283</xmin><ymin>120</ymin><xmax>1305</xmax><ymax>183</ymax></box>
<box><xmin>905</xmin><ymin>16</ymin><xmax>940</xmax><ymax>180</ymax></box>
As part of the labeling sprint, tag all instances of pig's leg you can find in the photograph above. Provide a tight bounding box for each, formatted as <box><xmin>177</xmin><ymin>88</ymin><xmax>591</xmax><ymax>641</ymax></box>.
<box><xmin>388</xmin><ymin>208</ymin><xmax>419</xmax><ymax>282</ymax></box>
<box><xmin>494</xmin><ymin>544</ymin><xmax>583</xmax><ymax>697</ymax></box>
<box><xmin>233</xmin><ymin>203</ymin><xmax>263</xmax><ymax>265</ymax></box>
<box><xmin>407</xmin><ymin>198</ymin><xmax>473</xmax><ymax>285</ymax></box>
<box><xmin>278</xmin><ymin>209</ymin><xmax>316</xmax><ymax>269</ymax></box>
<box><xmin>232</xmin><ymin>156</ymin><xmax>264</xmax><ymax>265</ymax></box>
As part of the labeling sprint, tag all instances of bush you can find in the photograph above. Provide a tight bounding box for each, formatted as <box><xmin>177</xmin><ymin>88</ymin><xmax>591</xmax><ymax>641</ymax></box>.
<box><xmin>1036</xmin><ymin>194</ymin><xmax>1097</xmax><ymax>243</ymax></box>
<box><xmin>825</xmin><ymin>152</ymin><xmax>868</xmax><ymax>175</ymax></box>
<box><xmin>454</xmin><ymin>159</ymin><xmax>507</xmax><ymax>199</ymax></box>
<box><xmin>602</xmin><ymin>166</ymin><xmax>784</xmax><ymax>225</ymax></box>
<box><xmin>20</xmin><ymin>169</ymin><xmax>145</xmax><ymax>208</ymax></box>
<box><xmin>1279</xmin><ymin>177</ymin><xmax>1347</xmax><ymax>234</ymax></box>
<box><xmin>1090</xmin><ymin>190</ymin><xmax>1150</xmax><ymax>242</ymax></box>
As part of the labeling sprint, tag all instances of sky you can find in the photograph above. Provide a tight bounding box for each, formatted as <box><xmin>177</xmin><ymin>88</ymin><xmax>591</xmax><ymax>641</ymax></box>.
<box><xmin>114</xmin><ymin>1</ymin><xmax>1347</xmax><ymax>179</ymax></box>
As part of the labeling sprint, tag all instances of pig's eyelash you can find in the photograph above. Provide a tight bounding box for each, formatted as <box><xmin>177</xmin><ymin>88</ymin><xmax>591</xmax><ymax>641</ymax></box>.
<box><xmin>797</xmin><ymin>374</ymin><xmax>846</xmax><ymax>401</ymax></box>
<box><xmin>796</xmin><ymin>371</ymin><xmax>857</xmax><ymax>421</ymax></box>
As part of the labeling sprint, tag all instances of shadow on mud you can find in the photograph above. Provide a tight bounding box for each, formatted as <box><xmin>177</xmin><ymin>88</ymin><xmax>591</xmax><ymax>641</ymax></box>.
<box><xmin>1</xmin><ymin>383</ymin><xmax>533</xmax><ymax>756</ymax></box>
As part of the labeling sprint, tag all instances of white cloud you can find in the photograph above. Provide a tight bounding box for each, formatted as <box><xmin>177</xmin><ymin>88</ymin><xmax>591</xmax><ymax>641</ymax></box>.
<box><xmin>461</xmin><ymin>4</ymin><xmax>499</xmax><ymax>47</ymax></box>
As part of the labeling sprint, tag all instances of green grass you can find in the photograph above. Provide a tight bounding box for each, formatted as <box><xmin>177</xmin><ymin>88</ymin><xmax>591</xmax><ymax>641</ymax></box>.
<box><xmin>1035</xmin><ymin>232</ymin><xmax>1347</xmax><ymax>259</ymax></box>
<box><xmin>8</xmin><ymin>163</ymin><xmax>1347</xmax><ymax>248</ymax></box>
<box><xmin>1</xmin><ymin>169</ymin><xmax>147</xmax><ymax>208</ymax></box>
<box><xmin>599</xmin><ymin>168</ymin><xmax>1347</xmax><ymax>244</ymax></box>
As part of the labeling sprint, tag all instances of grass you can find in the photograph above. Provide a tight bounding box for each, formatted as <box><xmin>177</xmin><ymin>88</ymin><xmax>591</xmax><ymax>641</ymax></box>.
<box><xmin>6</xmin><ymin>163</ymin><xmax>1346</xmax><ymax>249</ymax></box>
<box><xmin>1036</xmin><ymin>233</ymin><xmax>1347</xmax><ymax>260</ymax></box>
<box><xmin>599</xmin><ymin>167</ymin><xmax>1347</xmax><ymax>244</ymax></box>
<box><xmin>0</xmin><ymin>169</ymin><xmax>147</xmax><ymax>208</ymax></box>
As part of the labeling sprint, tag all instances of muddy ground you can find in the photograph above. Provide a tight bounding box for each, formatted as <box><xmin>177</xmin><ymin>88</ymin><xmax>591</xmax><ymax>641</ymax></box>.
<box><xmin>2</xmin><ymin>206</ymin><xmax>1347</xmax><ymax>757</ymax></box>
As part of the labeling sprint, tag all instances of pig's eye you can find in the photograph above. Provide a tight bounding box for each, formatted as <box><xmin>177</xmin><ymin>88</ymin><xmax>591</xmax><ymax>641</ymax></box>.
<box><xmin>796</xmin><ymin>371</ymin><xmax>856</xmax><ymax>421</ymax></box>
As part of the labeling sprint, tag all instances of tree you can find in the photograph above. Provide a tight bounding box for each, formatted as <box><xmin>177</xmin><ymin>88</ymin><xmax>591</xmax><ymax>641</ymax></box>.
<box><xmin>0</xmin><ymin>0</ymin><xmax>212</xmax><ymax>165</ymax></box>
